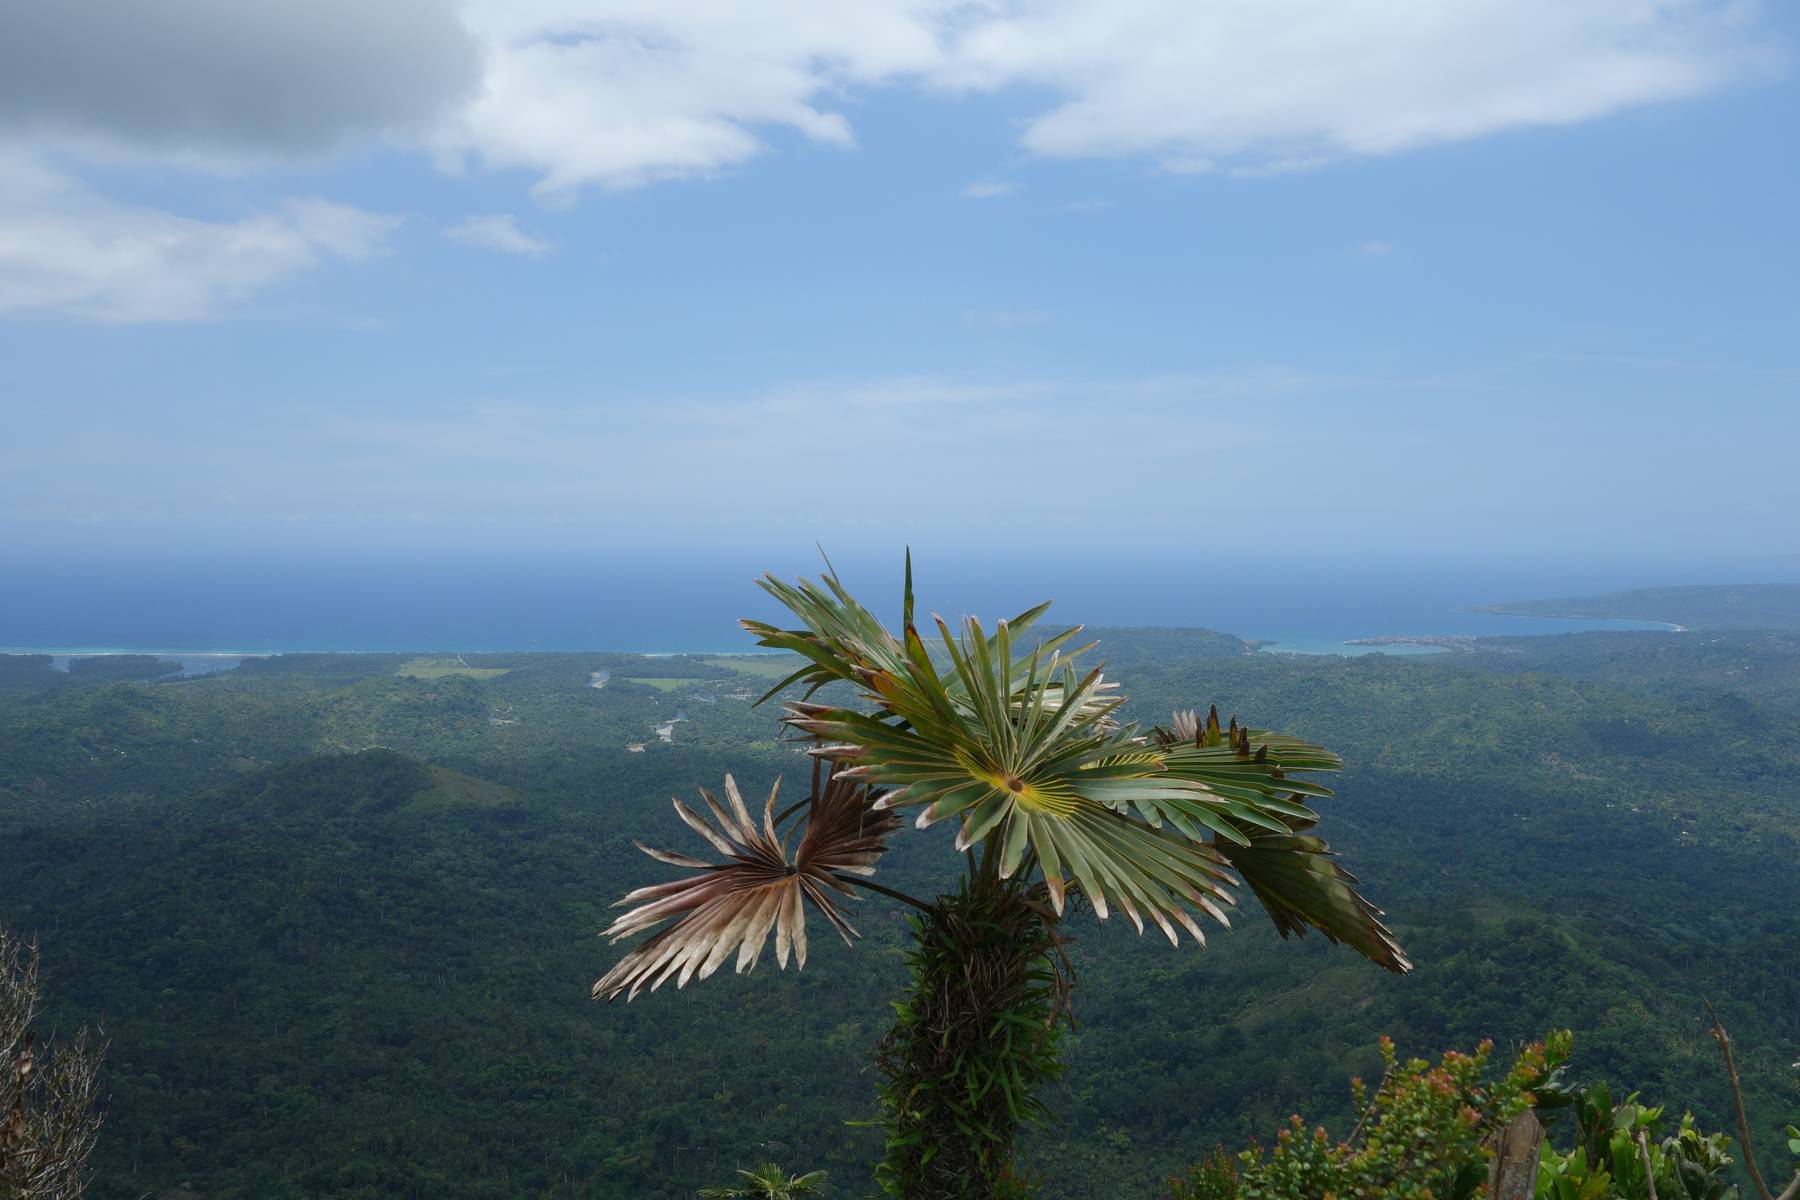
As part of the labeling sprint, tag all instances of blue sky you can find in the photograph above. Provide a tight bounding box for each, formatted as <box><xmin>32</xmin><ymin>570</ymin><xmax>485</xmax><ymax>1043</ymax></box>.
<box><xmin>2</xmin><ymin>1</ymin><xmax>1797</xmax><ymax>568</ymax></box>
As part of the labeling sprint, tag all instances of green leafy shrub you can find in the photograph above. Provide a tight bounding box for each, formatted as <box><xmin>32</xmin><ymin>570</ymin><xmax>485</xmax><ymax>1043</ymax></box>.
<box><xmin>1537</xmin><ymin>1086</ymin><xmax>1738</xmax><ymax>1199</ymax></box>
<box><xmin>1169</xmin><ymin>1031</ymin><xmax>1787</xmax><ymax>1200</ymax></box>
<box><xmin>1170</xmin><ymin>1033</ymin><xmax>1569</xmax><ymax>1200</ymax></box>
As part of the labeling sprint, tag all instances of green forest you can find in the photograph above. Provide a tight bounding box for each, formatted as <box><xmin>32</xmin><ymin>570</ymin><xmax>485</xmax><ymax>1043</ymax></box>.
<box><xmin>1473</xmin><ymin>582</ymin><xmax>1800</xmax><ymax>631</ymax></box>
<box><xmin>4</xmin><ymin>619</ymin><xmax>1798</xmax><ymax>1198</ymax></box>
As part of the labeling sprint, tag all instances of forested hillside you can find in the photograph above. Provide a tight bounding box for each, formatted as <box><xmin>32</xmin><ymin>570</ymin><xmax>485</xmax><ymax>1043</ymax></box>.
<box><xmin>2</xmin><ymin>629</ymin><xmax>1795</xmax><ymax>1198</ymax></box>
<box><xmin>1476</xmin><ymin>582</ymin><xmax>1800</xmax><ymax>630</ymax></box>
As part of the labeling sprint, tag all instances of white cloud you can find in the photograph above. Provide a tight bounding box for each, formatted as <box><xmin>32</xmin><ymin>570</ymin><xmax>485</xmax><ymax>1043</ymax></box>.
<box><xmin>945</xmin><ymin>0</ymin><xmax>1777</xmax><ymax>173</ymax></box>
<box><xmin>436</xmin><ymin>2</ymin><xmax>950</xmax><ymax>196</ymax></box>
<box><xmin>442</xmin><ymin>1</ymin><xmax>1775</xmax><ymax>194</ymax></box>
<box><xmin>1353</xmin><ymin>240</ymin><xmax>1392</xmax><ymax>257</ymax></box>
<box><xmin>0</xmin><ymin>0</ymin><xmax>1781</xmax><ymax>328</ymax></box>
<box><xmin>0</xmin><ymin>156</ymin><xmax>399</xmax><ymax>321</ymax></box>
<box><xmin>443</xmin><ymin>213</ymin><xmax>556</xmax><ymax>256</ymax></box>
<box><xmin>7</xmin><ymin>1</ymin><xmax>1776</xmax><ymax>197</ymax></box>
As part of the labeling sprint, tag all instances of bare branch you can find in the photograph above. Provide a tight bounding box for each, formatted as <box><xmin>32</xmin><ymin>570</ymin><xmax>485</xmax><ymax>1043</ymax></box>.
<box><xmin>1705</xmin><ymin>1001</ymin><xmax>1777</xmax><ymax>1200</ymax></box>
<box><xmin>1636</xmin><ymin>1128</ymin><xmax>1659</xmax><ymax>1200</ymax></box>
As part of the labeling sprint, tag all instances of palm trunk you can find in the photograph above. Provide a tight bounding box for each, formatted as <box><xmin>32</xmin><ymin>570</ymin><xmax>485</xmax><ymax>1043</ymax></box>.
<box><xmin>873</xmin><ymin>872</ymin><xmax>1073</xmax><ymax>1199</ymax></box>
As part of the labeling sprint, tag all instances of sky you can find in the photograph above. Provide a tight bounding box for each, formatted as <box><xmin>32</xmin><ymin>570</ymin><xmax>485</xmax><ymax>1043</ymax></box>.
<box><xmin>2</xmin><ymin>0</ymin><xmax>1798</xmax><ymax>571</ymax></box>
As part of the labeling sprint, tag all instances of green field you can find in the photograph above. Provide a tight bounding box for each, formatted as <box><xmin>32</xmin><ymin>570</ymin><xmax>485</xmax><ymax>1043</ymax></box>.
<box><xmin>700</xmin><ymin>654</ymin><xmax>806</xmax><ymax>679</ymax></box>
<box><xmin>406</xmin><ymin>764</ymin><xmax>525</xmax><ymax>812</ymax></box>
<box><xmin>395</xmin><ymin>657</ymin><xmax>512</xmax><ymax>680</ymax></box>
<box><xmin>622</xmin><ymin>676</ymin><xmax>704</xmax><ymax>691</ymax></box>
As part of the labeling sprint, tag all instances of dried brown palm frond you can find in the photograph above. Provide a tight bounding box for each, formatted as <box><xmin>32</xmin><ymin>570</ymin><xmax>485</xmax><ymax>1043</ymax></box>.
<box><xmin>3</xmin><ymin>927</ymin><xmax>105</xmax><ymax>1200</ymax></box>
<box><xmin>593</xmin><ymin>773</ymin><xmax>901</xmax><ymax>1002</ymax></box>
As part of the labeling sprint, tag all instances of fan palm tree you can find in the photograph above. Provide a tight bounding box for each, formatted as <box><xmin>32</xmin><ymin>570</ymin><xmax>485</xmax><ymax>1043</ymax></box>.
<box><xmin>699</xmin><ymin>1162</ymin><xmax>829</xmax><ymax>1199</ymax></box>
<box><xmin>596</xmin><ymin>556</ymin><xmax>1408</xmax><ymax>1198</ymax></box>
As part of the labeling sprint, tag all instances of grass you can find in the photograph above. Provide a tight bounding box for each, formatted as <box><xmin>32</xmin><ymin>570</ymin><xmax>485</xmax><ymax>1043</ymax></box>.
<box><xmin>622</xmin><ymin>677</ymin><xmax>704</xmax><ymax>692</ymax></box>
<box><xmin>405</xmin><ymin>765</ymin><xmax>525</xmax><ymax>812</ymax></box>
<box><xmin>396</xmin><ymin>658</ymin><xmax>511</xmax><ymax>680</ymax></box>
<box><xmin>698</xmin><ymin>655</ymin><xmax>807</xmax><ymax>680</ymax></box>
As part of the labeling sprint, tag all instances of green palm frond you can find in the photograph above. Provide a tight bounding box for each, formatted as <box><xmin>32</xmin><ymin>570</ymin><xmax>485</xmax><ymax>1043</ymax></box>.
<box><xmin>594</xmin><ymin>775</ymin><xmax>900</xmax><ymax>1002</ymax></box>
<box><xmin>1211</xmin><ymin>828</ymin><xmax>1411</xmax><ymax>973</ymax></box>
<box><xmin>1150</xmin><ymin>706</ymin><xmax>1337</xmax><ymax>840</ymax></box>
<box><xmin>739</xmin><ymin>550</ymin><xmax>1093</xmax><ymax>707</ymax></box>
<box><xmin>698</xmin><ymin>1163</ymin><xmax>829</xmax><ymax>1199</ymax></box>
<box><xmin>785</xmin><ymin>614</ymin><xmax>1243</xmax><ymax>942</ymax></box>
<box><xmin>768</xmin><ymin>561</ymin><xmax>1406</xmax><ymax>969</ymax></box>
<box><xmin>1151</xmin><ymin>706</ymin><xmax>1409</xmax><ymax>972</ymax></box>
<box><xmin>600</xmin><ymin>556</ymin><xmax>1409</xmax><ymax>996</ymax></box>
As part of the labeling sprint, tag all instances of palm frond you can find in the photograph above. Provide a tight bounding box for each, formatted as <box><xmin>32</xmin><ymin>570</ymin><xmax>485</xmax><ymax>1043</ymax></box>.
<box><xmin>1211</xmin><ymin>829</ymin><xmax>1412</xmax><ymax>973</ymax></box>
<box><xmin>1156</xmin><ymin>707</ymin><xmax>1410</xmax><ymax>974</ymax></box>
<box><xmin>737</xmin><ymin>560</ymin><xmax>1408</xmax><ymax>973</ymax></box>
<box><xmin>594</xmin><ymin>775</ymin><xmax>900</xmax><ymax>1002</ymax></box>
<box><xmin>698</xmin><ymin>1163</ymin><xmax>830</xmax><ymax>1199</ymax></box>
<box><xmin>786</xmin><ymin>617</ymin><xmax>1243</xmax><ymax>942</ymax></box>
<box><xmin>739</xmin><ymin>549</ymin><xmax>1090</xmax><ymax>706</ymax></box>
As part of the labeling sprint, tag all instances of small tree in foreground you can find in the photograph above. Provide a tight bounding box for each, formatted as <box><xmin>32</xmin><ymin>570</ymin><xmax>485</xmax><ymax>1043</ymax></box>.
<box><xmin>594</xmin><ymin>558</ymin><xmax>1410</xmax><ymax>1198</ymax></box>
<box><xmin>699</xmin><ymin>1162</ymin><xmax>829</xmax><ymax>1199</ymax></box>
<box><xmin>1</xmin><ymin>927</ymin><xmax>105</xmax><ymax>1200</ymax></box>
<box><xmin>1171</xmin><ymin>1024</ymin><xmax>1798</xmax><ymax>1200</ymax></box>
<box><xmin>1170</xmin><ymin>1034</ymin><xmax>1569</xmax><ymax>1200</ymax></box>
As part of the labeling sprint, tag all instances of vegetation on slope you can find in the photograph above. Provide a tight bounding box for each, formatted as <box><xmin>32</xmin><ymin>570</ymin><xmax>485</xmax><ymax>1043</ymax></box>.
<box><xmin>1</xmin><ymin>617</ymin><xmax>1796</xmax><ymax>1197</ymax></box>
<box><xmin>1475</xmin><ymin>584</ymin><xmax>1800</xmax><ymax>631</ymax></box>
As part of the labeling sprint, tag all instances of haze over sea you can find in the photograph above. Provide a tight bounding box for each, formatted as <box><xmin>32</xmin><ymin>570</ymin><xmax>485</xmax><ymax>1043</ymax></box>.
<box><xmin>8</xmin><ymin>549</ymin><xmax>1793</xmax><ymax>658</ymax></box>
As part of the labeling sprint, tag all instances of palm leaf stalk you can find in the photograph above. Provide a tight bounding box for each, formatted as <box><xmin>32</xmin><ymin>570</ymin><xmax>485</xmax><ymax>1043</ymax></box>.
<box><xmin>595</xmin><ymin>554</ymin><xmax>1409</xmax><ymax>1197</ymax></box>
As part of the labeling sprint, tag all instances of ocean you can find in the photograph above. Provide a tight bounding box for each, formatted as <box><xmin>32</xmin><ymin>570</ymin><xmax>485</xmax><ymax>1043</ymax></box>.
<box><xmin>0</xmin><ymin>550</ymin><xmax>1741</xmax><ymax>659</ymax></box>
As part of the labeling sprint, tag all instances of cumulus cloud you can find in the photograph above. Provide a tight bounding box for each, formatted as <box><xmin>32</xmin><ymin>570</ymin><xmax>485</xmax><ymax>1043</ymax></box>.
<box><xmin>0</xmin><ymin>0</ymin><xmax>1781</xmax><ymax>194</ymax></box>
<box><xmin>0</xmin><ymin>0</ymin><xmax>480</xmax><ymax>162</ymax></box>
<box><xmin>11</xmin><ymin>0</ymin><xmax>1770</xmax><ymax>194</ymax></box>
<box><xmin>946</xmin><ymin>0</ymin><xmax>1773</xmax><ymax>171</ymax></box>
<box><xmin>0</xmin><ymin>156</ymin><xmax>399</xmax><ymax>321</ymax></box>
<box><xmin>0</xmin><ymin>0</ymin><xmax>1781</xmax><ymax>311</ymax></box>
<box><xmin>430</xmin><ymin>0</ymin><xmax>1773</xmax><ymax>193</ymax></box>
<box><xmin>443</xmin><ymin>214</ymin><xmax>555</xmax><ymax>256</ymax></box>
<box><xmin>436</xmin><ymin>2</ymin><xmax>950</xmax><ymax>195</ymax></box>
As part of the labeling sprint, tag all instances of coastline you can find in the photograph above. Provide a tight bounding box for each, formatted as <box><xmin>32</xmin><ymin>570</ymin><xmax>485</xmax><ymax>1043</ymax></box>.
<box><xmin>1460</xmin><ymin>610</ymin><xmax>1688</xmax><ymax>633</ymax></box>
<box><xmin>5</xmin><ymin>614</ymin><xmax>1686</xmax><ymax>664</ymax></box>
<box><xmin>1249</xmin><ymin>611</ymin><xmax>1687</xmax><ymax>657</ymax></box>
<box><xmin>0</xmin><ymin>645</ymin><xmax>795</xmax><ymax>659</ymax></box>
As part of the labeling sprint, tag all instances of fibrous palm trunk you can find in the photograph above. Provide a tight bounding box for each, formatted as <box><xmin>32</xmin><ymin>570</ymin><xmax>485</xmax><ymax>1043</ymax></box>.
<box><xmin>874</xmin><ymin>873</ymin><xmax>1072</xmax><ymax>1200</ymax></box>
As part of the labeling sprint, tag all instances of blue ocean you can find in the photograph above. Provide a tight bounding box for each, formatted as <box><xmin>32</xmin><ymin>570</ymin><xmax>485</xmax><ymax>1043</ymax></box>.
<box><xmin>3</xmin><ymin>549</ymin><xmax>1772</xmax><ymax>659</ymax></box>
